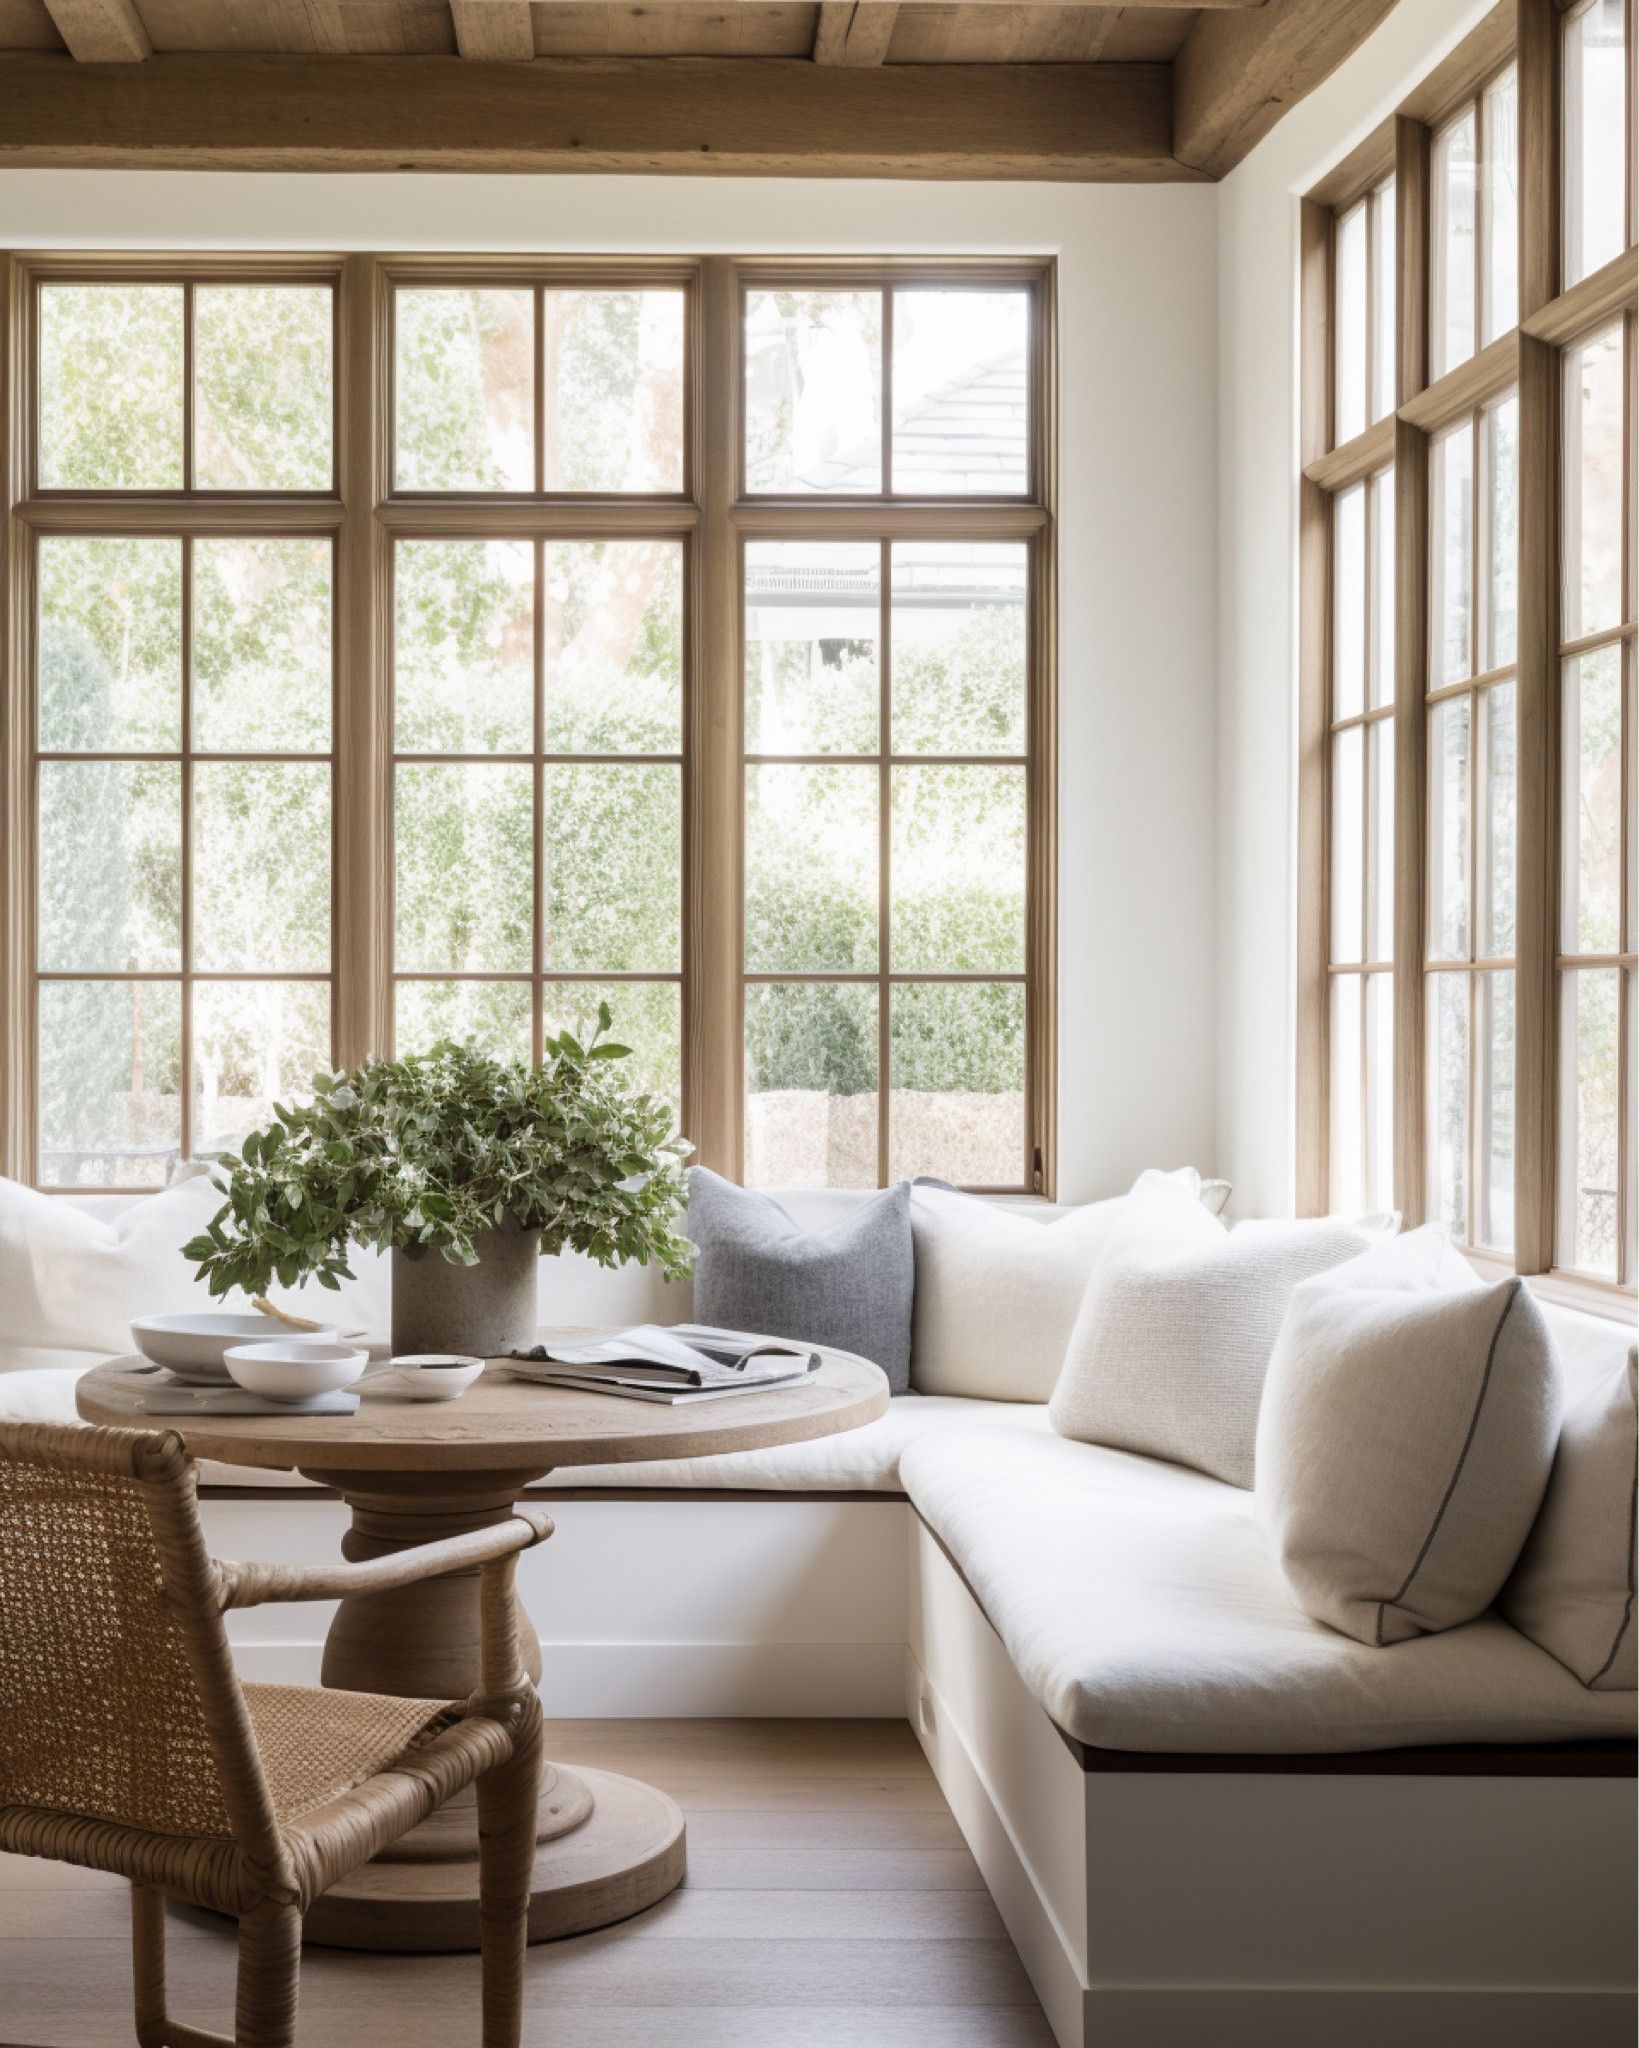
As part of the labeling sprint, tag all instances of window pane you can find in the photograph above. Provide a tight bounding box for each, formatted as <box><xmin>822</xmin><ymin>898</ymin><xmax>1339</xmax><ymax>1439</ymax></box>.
<box><xmin>891</xmin><ymin>542</ymin><xmax>1026</xmax><ymax>755</ymax></box>
<box><xmin>193</xmin><ymin>980</ymin><xmax>331</xmax><ymax>1157</ymax></box>
<box><xmin>1432</xmin><ymin>109</ymin><xmax>1477</xmax><ymax>378</ymax></box>
<box><xmin>1335</xmin><ymin>201</ymin><xmax>1368</xmax><ymax>445</ymax></box>
<box><xmin>745</xmin><ymin>981</ymin><xmax>879</xmax><ymax>1190</ymax></box>
<box><xmin>39</xmin><ymin>284</ymin><xmax>184</xmax><ymax>490</ymax></box>
<box><xmin>746</xmin><ymin>764</ymin><xmax>878</xmax><ymax>972</ymax></box>
<box><xmin>193</xmin><ymin>537</ymin><xmax>332</xmax><ymax>754</ymax></box>
<box><xmin>1476</xmin><ymin>968</ymin><xmax>1514</xmax><ymax>1252</ymax></box>
<box><xmin>193</xmin><ymin>762</ymin><xmax>331</xmax><ymax>972</ymax></box>
<box><xmin>38</xmin><ymin>980</ymin><xmax>181</xmax><ymax>1189</ymax></box>
<box><xmin>1481</xmin><ymin>392</ymin><xmax>1518</xmax><ymax>671</ymax></box>
<box><xmin>541</xmin><ymin>764</ymin><xmax>680</xmax><ymax>972</ymax></box>
<box><xmin>1478</xmin><ymin>679</ymin><xmax>1516</xmax><ymax>958</ymax></box>
<box><xmin>396</xmin><ymin>979</ymin><xmax>531</xmax><ymax>1062</ymax></box>
<box><xmin>1431</xmin><ymin>421</ymin><xmax>1473</xmax><ymax>688</ymax></box>
<box><xmin>1429</xmin><ymin>971</ymin><xmax>1470</xmax><ymax>1239</ymax></box>
<box><xmin>745</xmin><ymin>541</ymin><xmax>879</xmax><ymax>754</ymax></box>
<box><xmin>1482</xmin><ymin>67</ymin><xmax>1518</xmax><ymax>345</ymax></box>
<box><xmin>39</xmin><ymin>761</ymin><xmax>181</xmax><ymax>972</ymax></box>
<box><xmin>1371</xmin><ymin>181</ymin><xmax>1397</xmax><ymax>423</ymax></box>
<box><xmin>1562</xmin><ymin>644</ymin><xmax>1623</xmax><ymax>954</ymax></box>
<box><xmin>395</xmin><ymin>762</ymin><xmax>532</xmax><ymax>972</ymax></box>
<box><xmin>543</xmin><ymin>289</ymin><xmax>684</xmax><ymax>493</ymax></box>
<box><xmin>745</xmin><ymin>290</ymin><xmax>882</xmax><ymax>495</ymax></box>
<box><xmin>1367</xmin><ymin>971</ymin><xmax>1395</xmax><ymax>1213</ymax></box>
<box><xmin>544</xmin><ymin>981</ymin><xmax>681</xmax><ymax>1116</ymax></box>
<box><xmin>1560</xmin><ymin>967</ymin><xmax>1622</xmax><ymax>1276</ymax></box>
<box><xmin>1563</xmin><ymin>0</ymin><xmax>1628</xmax><ymax>288</ymax></box>
<box><xmin>194</xmin><ymin>285</ymin><xmax>333</xmax><ymax>492</ymax></box>
<box><xmin>1331</xmin><ymin>723</ymin><xmax>1365</xmax><ymax>964</ymax></box>
<box><xmin>889</xmin><ymin>981</ymin><xmax>1025</xmax><ymax>1185</ymax></box>
<box><xmin>1368</xmin><ymin>716</ymin><xmax>1395</xmax><ymax>961</ymax></box>
<box><xmin>1330</xmin><ymin>973</ymin><xmax>1364</xmax><ymax>1213</ymax></box>
<box><xmin>891</xmin><ymin>764</ymin><xmax>1025</xmax><ymax>974</ymax></box>
<box><xmin>1563</xmin><ymin>324</ymin><xmax>1625</xmax><ymax>642</ymax></box>
<box><xmin>395</xmin><ymin>288</ymin><xmax>533</xmax><ymax>492</ymax></box>
<box><xmin>893</xmin><ymin>290</ymin><xmax>1028</xmax><ymax>494</ymax></box>
<box><xmin>1333</xmin><ymin>482</ymin><xmax>1366</xmax><ymax>720</ymax></box>
<box><xmin>1369</xmin><ymin>468</ymin><xmax>1395</xmax><ymax>709</ymax></box>
<box><xmin>395</xmin><ymin>539</ymin><xmax>533</xmax><ymax>755</ymax></box>
<box><xmin>545</xmin><ymin>540</ymin><xmax>682</xmax><ymax>754</ymax></box>
<box><xmin>38</xmin><ymin>535</ymin><xmax>181</xmax><ymax>752</ymax></box>
<box><xmin>1429</xmin><ymin>696</ymin><xmax>1471</xmax><ymax>960</ymax></box>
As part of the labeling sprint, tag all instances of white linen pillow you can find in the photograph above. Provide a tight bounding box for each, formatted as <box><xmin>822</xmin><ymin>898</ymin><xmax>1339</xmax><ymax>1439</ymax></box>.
<box><xmin>1256</xmin><ymin>1229</ymin><xmax>1563</xmax><ymax>1647</ymax></box>
<box><xmin>909</xmin><ymin>1171</ymin><xmax>1222</xmax><ymax>1402</ymax></box>
<box><xmin>1049</xmin><ymin>1173</ymin><xmax>1382</xmax><ymax>1486</ymax></box>
<box><xmin>1500</xmin><ymin>1342</ymin><xmax>1636</xmax><ymax>1689</ymax></box>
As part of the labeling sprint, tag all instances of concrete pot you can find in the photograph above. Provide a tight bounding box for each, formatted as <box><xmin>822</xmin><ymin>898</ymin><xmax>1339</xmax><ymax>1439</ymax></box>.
<box><xmin>390</xmin><ymin>1221</ymin><xmax>542</xmax><ymax>1359</ymax></box>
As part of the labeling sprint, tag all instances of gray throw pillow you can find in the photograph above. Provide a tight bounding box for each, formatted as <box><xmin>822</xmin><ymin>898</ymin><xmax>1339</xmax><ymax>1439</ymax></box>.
<box><xmin>685</xmin><ymin>1168</ymin><xmax>914</xmax><ymax>1392</ymax></box>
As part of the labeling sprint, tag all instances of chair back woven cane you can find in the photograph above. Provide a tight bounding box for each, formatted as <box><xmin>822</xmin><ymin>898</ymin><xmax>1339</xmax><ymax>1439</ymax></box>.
<box><xmin>0</xmin><ymin>1420</ymin><xmax>269</xmax><ymax>1843</ymax></box>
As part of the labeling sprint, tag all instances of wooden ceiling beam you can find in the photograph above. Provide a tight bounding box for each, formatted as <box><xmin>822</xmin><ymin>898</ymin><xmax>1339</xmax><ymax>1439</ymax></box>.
<box><xmin>41</xmin><ymin>0</ymin><xmax>150</xmax><ymax>61</ymax></box>
<box><xmin>450</xmin><ymin>1</ymin><xmax>535</xmax><ymax>60</ymax></box>
<box><xmin>0</xmin><ymin>51</ymin><xmax>1200</xmax><ymax>179</ymax></box>
<box><xmin>1173</xmin><ymin>0</ymin><xmax>1401</xmax><ymax>177</ymax></box>
<box><xmin>814</xmin><ymin>3</ymin><xmax>898</xmax><ymax>67</ymax></box>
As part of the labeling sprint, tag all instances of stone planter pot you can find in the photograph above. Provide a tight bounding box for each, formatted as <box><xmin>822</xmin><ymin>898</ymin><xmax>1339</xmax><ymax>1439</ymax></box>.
<box><xmin>390</xmin><ymin>1220</ymin><xmax>542</xmax><ymax>1358</ymax></box>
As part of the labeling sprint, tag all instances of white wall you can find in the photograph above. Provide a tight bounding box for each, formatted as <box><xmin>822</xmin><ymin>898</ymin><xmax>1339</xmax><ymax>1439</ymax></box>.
<box><xmin>1212</xmin><ymin>0</ymin><xmax>1500</xmax><ymax>1217</ymax></box>
<box><xmin>0</xmin><ymin>172</ymin><xmax>1219</xmax><ymax>1206</ymax></box>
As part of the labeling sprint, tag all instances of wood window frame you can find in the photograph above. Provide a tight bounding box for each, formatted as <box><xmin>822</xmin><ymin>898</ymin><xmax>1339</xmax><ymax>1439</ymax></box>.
<box><xmin>0</xmin><ymin>249</ymin><xmax>1058</xmax><ymax>1200</ymax></box>
<box><xmin>1299</xmin><ymin>0</ymin><xmax>1639</xmax><ymax>1314</ymax></box>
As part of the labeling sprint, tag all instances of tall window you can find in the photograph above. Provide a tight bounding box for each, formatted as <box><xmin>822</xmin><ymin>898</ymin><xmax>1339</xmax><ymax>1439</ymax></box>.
<box><xmin>10</xmin><ymin>259</ymin><xmax>1055</xmax><ymax>1195</ymax></box>
<box><xmin>1430</xmin><ymin>65</ymin><xmax>1518</xmax><ymax>380</ymax></box>
<box><xmin>31</xmin><ymin>278</ymin><xmax>336</xmax><ymax>1187</ymax></box>
<box><xmin>1563</xmin><ymin>0</ymin><xmax>1629</xmax><ymax>288</ymax></box>
<box><xmin>1334</xmin><ymin>176</ymin><xmax>1397</xmax><ymax>440</ymax></box>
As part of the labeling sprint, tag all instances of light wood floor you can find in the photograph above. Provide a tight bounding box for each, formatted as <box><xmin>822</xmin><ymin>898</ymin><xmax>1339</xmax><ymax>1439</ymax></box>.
<box><xmin>0</xmin><ymin>1718</ymin><xmax>1055</xmax><ymax>2048</ymax></box>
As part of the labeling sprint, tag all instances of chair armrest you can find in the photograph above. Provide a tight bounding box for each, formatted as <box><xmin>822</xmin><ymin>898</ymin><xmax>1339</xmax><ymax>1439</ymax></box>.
<box><xmin>214</xmin><ymin>1507</ymin><xmax>554</xmax><ymax>1611</ymax></box>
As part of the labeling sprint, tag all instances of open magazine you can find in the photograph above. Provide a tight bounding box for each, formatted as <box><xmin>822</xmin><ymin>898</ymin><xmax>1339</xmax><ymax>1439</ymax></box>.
<box><xmin>504</xmin><ymin>1325</ymin><xmax>820</xmax><ymax>1404</ymax></box>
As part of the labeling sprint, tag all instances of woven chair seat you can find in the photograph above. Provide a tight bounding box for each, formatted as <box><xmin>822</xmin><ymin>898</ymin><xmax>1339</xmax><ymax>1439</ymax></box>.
<box><xmin>243</xmin><ymin>1683</ymin><xmax>458</xmax><ymax>1823</ymax></box>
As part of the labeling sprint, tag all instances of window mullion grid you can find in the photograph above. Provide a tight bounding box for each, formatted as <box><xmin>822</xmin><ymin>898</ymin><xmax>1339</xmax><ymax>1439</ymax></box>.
<box><xmin>179</xmin><ymin>534</ymin><xmax>194</xmax><ymax>1164</ymax></box>
<box><xmin>877</xmin><ymin>536</ymin><xmax>892</xmax><ymax>1188</ymax></box>
<box><xmin>531</xmin><ymin>533</ymin><xmax>545</xmax><ymax>1069</ymax></box>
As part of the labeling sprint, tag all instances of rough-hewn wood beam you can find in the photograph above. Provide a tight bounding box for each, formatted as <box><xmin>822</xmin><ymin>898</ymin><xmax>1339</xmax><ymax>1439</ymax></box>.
<box><xmin>814</xmin><ymin>3</ymin><xmax>898</xmax><ymax>68</ymax></box>
<box><xmin>450</xmin><ymin>1</ymin><xmax>535</xmax><ymax>61</ymax></box>
<box><xmin>1174</xmin><ymin>0</ymin><xmax>1400</xmax><ymax>177</ymax></box>
<box><xmin>42</xmin><ymin>0</ymin><xmax>150</xmax><ymax>61</ymax></box>
<box><xmin>0</xmin><ymin>52</ymin><xmax>1200</xmax><ymax>180</ymax></box>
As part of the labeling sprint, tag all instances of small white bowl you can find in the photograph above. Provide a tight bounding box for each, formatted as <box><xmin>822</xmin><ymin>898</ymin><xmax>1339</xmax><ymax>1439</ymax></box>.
<box><xmin>223</xmin><ymin>1340</ymin><xmax>370</xmax><ymax>1401</ymax></box>
<box><xmin>383</xmin><ymin>1354</ymin><xmax>485</xmax><ymax>1402</ymax></box>
<box><xmin>133</xmin><ymin>1312</ymin><xmax>340</xmax><ymax>1383</ymax></box>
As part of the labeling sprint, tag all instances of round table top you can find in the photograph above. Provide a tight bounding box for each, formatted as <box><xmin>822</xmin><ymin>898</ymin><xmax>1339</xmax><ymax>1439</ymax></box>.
<box><xmin>75</xmin><ymin>1338</ymin><xmax>890</xmax><ymax>1477</ymax></box>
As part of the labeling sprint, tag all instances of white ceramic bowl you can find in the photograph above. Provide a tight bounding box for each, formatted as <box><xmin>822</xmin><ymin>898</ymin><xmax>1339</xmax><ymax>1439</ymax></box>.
<box><xmin>383</xmin><ymin>1355</ymin><xmax>485</xmax><ymax>1402</ymax></box>
<box><xmin>132</xmin><ymin>1312</ymin><xmax>340</xmax><ymax>1383</ymax></box>
<box><xmin>223</xmin><ymin>1340</ymin><xmax>370</xmax><ymax>1401</ymax></box>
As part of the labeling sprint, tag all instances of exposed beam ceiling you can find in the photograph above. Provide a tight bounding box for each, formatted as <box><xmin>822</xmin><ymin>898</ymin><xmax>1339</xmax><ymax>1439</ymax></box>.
<box><xmin>40</xmin><ymin>0</ymin><xmax>149</xmax><ymax>61</ymax></box>
<box><xmin>450</xmin><ymin>0</ymin><xmax>534</xmax><ymax>60</ymax></box>
<box><xmin>814</xmin><ymin>4</ymin><xmax>899</xmax><ymax>68</ymax></box>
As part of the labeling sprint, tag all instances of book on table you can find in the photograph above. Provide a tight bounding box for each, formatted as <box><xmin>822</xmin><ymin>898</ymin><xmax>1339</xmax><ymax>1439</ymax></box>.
<box><xmin>504</xmin><ymin>1324</ymin><xmax>820</xmax><ymax>1404</ymax></box>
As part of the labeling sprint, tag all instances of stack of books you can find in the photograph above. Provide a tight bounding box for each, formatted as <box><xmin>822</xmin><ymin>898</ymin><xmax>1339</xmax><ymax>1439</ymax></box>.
<box><xmin>505</xmin><ymin>1325</ymin><xmax>820</xmax><ymax>1404</ymax></box>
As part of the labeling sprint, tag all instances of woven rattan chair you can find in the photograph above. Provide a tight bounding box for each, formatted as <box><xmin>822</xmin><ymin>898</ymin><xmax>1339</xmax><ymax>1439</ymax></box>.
<box><xmin>0</xmin><ymin>1419</ymin><xmax>549</xmax><ymax>2048</ymax></box>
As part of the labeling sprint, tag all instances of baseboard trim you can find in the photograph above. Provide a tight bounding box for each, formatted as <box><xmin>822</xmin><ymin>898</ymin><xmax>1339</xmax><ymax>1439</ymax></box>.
<box><xmin>1079</xmin><ymin>1988</ymin><xmax>1637</xmax><ymax>2048</ymax></box>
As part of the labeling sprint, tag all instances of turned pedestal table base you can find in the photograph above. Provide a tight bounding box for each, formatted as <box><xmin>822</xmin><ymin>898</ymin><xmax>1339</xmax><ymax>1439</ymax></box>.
<box><xmin>75</xmin><ymin>1345</ymin><xmax>889</xmax><ymax>1954</ymax></box>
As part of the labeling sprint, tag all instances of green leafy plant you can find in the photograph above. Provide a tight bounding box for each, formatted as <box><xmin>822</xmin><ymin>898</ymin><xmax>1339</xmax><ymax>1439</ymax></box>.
<box><xmin>184</xmin><ymin>1020</ymin><xmax>694</xmax><ymax>1299</ymax></box>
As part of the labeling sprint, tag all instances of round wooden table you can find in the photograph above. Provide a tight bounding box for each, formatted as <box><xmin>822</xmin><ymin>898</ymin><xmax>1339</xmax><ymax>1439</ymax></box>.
<box><xmin>77</xmin><ymin>1341</ymin><xmax>888</xmax><ymax>1953</ymax></box>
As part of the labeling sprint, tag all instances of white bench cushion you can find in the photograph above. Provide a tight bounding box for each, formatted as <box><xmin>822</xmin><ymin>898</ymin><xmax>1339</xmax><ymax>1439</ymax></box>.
<box><xmin>901</xmin><ymin>1423</ymin><xmax>1638</xmax><ymax>1754</ymax></box>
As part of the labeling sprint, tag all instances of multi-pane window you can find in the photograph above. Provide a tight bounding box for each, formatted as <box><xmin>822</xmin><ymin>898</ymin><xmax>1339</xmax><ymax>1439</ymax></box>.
<box><xmin>740</xmin><ymin>281</ymin><xmax>1036</xmax><ymax>1188</ymax></box>
<box><xmin>1430</xmin><ymin>65</ymin><xmax>1518</xmax><ymax>381</ymax></box>
<box><xmin>1333</xmin><ymin>177</ymin><xmax>1397</xmax><ymax>443</ymax></box>
<box><xmin>1562</xmin><ymin>0</ymin><xmax>1630</xmax><ymax>289</ymax></box>
<box><xmin>1557</xmin><ymin>316</ymin><xmax>1636</xmax><ymax>1281</ymax></box>
<box><xmin>1426</xmin><ymin>393</ymin><xmax>1519</xmax><ymax>1252</ymax></box>
<box><xmin>32</xmin><ymin>280</ymin><xmax>336</xmax><ymax>1188</ymax></box>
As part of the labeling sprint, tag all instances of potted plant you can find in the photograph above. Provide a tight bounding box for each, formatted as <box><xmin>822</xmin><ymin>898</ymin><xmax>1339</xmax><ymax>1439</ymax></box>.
<box><xmin>184</xmin><ymin>1020</ymin><xmax>694</xmax><ymax>1358</ymax></box>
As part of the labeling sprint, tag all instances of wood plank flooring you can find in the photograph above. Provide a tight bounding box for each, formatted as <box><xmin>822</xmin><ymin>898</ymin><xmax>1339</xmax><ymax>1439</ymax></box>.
<box><xmin>0</xmin><ymin>1718</ymin><xmax>1055</xmax><ymax>2048</ymax></box>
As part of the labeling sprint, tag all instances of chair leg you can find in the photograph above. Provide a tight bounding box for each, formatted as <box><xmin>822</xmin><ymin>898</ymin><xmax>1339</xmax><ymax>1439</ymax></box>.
<box><xmin>132</xmin><ymin>1883</ymin><xmax>169</xmax><ymax>2048</ymax></box>
<box><xmin>477</xmin><ymin>1700</ymin><xmax>544</xmax><ymax>2048</ymax></box>
<box><xmin>233</xmin><ymin>1898</ymin><xmax>302</xmax><ymax>2048</ymax></box>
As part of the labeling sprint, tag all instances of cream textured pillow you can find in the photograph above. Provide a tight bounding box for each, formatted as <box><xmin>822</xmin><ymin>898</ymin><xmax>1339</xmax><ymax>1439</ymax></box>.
<box><xmin>1049</xmin><ymin>1174</ymin><xmax>1379</xmax><ymax>1486</ymax></box>
<box><xmin>1256</xmin><ymin>1230</ymin><xmax>1563</xmax><ymax>1647</ymax></box>
<box><xmin>1500</xmin><ymin>1343</ymin><xmax>1636</xmax><ymax>1689</ymax></box>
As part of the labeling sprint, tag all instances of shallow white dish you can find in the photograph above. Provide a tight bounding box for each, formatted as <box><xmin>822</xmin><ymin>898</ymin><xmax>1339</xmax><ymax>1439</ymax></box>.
<box><xmin>381</xmin><ymin>1354</ymin><xmax>485</xmax><ymax>1402</ymax></box>
<box><xmin>132</xmin><ymin>1313</ymin><xmax>340</xmax><ymax>1384</ymax></box>
<box><xmin>223</xmin><ymin>1340</ymin><xmax>370</xmax><ymax>1401</ymax></box>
